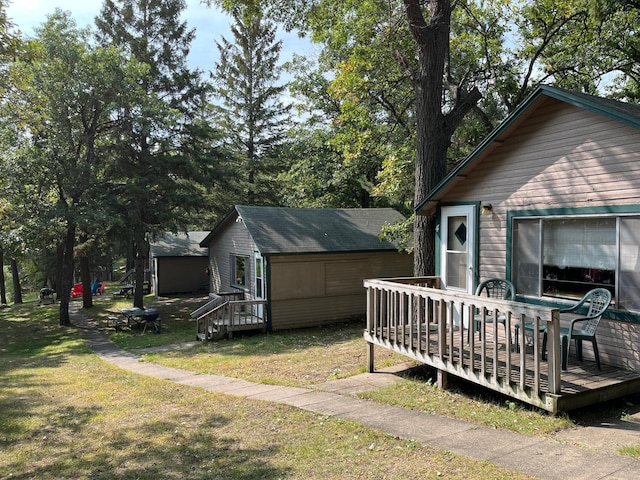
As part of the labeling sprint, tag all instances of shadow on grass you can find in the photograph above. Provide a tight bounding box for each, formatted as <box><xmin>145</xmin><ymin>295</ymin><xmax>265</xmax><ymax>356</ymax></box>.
<box><xmin>0</xmin><ymin>310</ymin><xmax>292</xmax><ymax>480</ymax></box>
<box><xmin>2</xmin><ymin>404</ymin><xmax>290</xmax><ymax>480</ymax></box>
<box><xmin>171</xmin><ymin>320</ymin><xmax>369</xmax><ymax>360</ymax></box>
<box><xmin>395</xmin><ymin>363</ymin><xmax>640</xmax><ymax>427</ymax></box>
<box><xmin>85</xmin><ymin>293</ymin><xmax>368</xmax><ymax>357</ymax></box>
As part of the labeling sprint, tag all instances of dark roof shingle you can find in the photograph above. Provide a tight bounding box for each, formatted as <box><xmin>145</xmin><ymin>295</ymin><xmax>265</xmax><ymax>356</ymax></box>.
<box><xmin>150</xmin><ymin>231</ymin><xmax>209</xmax><ymax>257</ymax></box>
<box><xmin>233</xmin><ymin>206</ymin><xmax>405</xmax><ymax>255</ymax></box>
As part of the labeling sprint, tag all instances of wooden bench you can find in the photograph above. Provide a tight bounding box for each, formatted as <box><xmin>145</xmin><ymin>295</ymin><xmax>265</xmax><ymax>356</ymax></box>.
<box><xmin>106</xmin><ymin>315</ymin><xmax>127</xmax><ymax>331</ymax></box>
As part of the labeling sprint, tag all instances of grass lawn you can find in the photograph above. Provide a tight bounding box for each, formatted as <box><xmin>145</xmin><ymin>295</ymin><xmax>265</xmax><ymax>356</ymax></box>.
<box><xmin>0</xmin><ymin>297</ymin><xmax>535</xmax><ymax>479</ymax></box>
<box><xmin>81</xmin><ymin>292</ymin><xmax>640</xmax><ymax>444</ymax></box>
<box><xmin>3</xmin><ymin>290</ymin><xmax>639</xmax><ymax>479</ymax></box>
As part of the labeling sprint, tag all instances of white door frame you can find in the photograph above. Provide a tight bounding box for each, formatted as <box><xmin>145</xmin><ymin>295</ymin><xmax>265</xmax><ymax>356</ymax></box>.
<box><xmin>254</xmin><ymin>251</ymin><xmax>265</xmax><ymax>318</ymax></box>
<box><xmin>439</xmin><ymin>205</ymin><xmax>477</xmax><ymax>328</ymax></box>
<box><xmin>439</xmin><ymin>204</ymin><xmax>477</xmax><ymax>293</ymax></box>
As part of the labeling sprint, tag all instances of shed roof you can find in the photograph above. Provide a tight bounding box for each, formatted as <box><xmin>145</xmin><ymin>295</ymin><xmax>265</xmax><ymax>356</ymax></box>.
<box><xmin>415</xmin><ymin>85</ymin><xmax>640</xmax><ymax>215</ymax></box>
<box><xmin>200</xmin><ymin>206</ymin><xmax>406</xmax><ymax>255</ymax></box>
<box><xmin>150</xmin><ymin>231</ymin><xmax>209</xmax><ymax>257</ymax></box>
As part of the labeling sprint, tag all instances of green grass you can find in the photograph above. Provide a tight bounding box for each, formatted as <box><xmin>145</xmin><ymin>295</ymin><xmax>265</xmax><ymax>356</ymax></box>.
<box><xmin>1</xmin><ymin>299</ymin><xmax>534</xmax><ymax>479</ymax></box>
<box><xmin>357</xmin><ymin>366</ymin><xmax>574</xmax><ymax>435</ymax></box>
<box><xmin>15</xmin><ymin>292</ymin><xmax>640</xmax><ymax>460</ymax></box>
<box><xmin>620</xmin><ymin>444</ymin><xmax>640</xmax><ymax>457</ymax></box>
<box><xmin>77</xmin><ymin>293</ymin><xmax>640</xmax><ymax>449</ymax></box>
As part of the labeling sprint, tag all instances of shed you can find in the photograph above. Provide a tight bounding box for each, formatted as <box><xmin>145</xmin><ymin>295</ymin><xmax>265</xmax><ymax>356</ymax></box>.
<box><xmin>199</xmin><ymin>206</ymin><xmax>413</xmax><ymax>331</ymax></box>
<box><xmin>415</xmin><ymin>85</ymin><xmax>640</xmax><ymax>372</ymax></box>
<box><xmin>149</xmin><ymin>231</ymin><xmax>209</xmax><ymax>296</ymax></box>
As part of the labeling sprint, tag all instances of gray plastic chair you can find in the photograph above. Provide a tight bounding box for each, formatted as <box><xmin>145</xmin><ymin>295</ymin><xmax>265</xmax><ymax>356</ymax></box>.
<box><xmin>541</xmin><ymin>288</ymin><xmax>612</xmax><ymax>370</ymax></box>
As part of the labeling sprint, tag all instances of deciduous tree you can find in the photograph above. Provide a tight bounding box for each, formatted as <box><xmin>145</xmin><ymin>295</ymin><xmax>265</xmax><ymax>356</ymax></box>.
<box><xmin>3</xmin><ymin>10</ymin><xmax>143</xmax><ymax>323</ymax></box>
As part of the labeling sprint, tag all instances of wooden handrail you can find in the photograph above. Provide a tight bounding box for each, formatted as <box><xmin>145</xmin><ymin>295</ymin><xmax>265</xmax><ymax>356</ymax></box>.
<box><xmin>364</xmin><ymin>278</ymin><xmax>561</xmax><ymax>404</ymax></box>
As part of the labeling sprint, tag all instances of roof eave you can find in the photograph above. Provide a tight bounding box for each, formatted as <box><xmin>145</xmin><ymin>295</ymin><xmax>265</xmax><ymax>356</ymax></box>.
<box><xmin>414</xmin><ymin>87</ymin><xmax>549</xmax><ymax>216</ymax></box>
<box><xmin>414</xmin><ymin>85</ymin><xmax>640</xmax><ymax>216</ymax></box>
<box><xmin>199</xmin><ymin>207</ymin><xmax>240</xmax><ymax>247</ymax></box>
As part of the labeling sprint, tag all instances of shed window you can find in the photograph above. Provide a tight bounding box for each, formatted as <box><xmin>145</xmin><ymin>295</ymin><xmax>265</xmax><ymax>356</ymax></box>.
<box><xmin>514</xmin><ymin>215</ymin><xmax>640</xmax><ymax>311</ymax></box>
<box><xmin>231</xmin><ymin>255</ymin><xmax>249</xmax><ymax>289</ymax></box>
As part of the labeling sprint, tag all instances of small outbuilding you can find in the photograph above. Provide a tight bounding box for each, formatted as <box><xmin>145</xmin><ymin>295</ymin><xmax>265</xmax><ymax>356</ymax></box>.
<box><xmin>199</xmin><ymin>206</ymin><xmax>413</xmax><ymax>331</ymax></box>
<box><xmin>149</xmin><ymin>231</ymin><xmax>209</xmax><ymax>296</ymax></box>
<box><xmin>416</xmin><ymin>85</ymin><xmax>640</xmax><ymax>372</ymax></box>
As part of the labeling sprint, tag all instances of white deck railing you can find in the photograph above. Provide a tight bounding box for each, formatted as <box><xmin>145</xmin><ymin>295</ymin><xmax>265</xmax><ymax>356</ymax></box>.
<box><xmin>364</xmin><ymin>277</ymin><xmax>562</xmax><ymax>411</ymax></box>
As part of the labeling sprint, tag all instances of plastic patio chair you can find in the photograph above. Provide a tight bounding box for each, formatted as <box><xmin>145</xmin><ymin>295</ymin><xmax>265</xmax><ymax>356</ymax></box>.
<box><xmin>70</xmin><ymin>283</ymin><xmax>83</xmax><ymax>298</ymax></box>
<box><xmin>469</xmin><ymin>278</ymin><xmax>515</xmax><ymax>344</ymax></box>
<box><xmin>541</xmin><ymin>288</ymin><xmax>611</xmax><ymax>370</ymax></box>
<box><xmin>95</xmin><ymin>281</ymin><xmax>106</xmax><ymax>295</ymax></box>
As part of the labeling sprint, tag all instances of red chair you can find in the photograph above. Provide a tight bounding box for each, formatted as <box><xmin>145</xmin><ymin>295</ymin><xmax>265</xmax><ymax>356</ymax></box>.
<box><xmin>70</xmin><ymin>283</ymin><xmax>83</xmax><ymax>298</ymax></box>
<box><xmin>95</xmin><ymin>281</ymin><xmax>106</xmax><ymax>295</ymax></box>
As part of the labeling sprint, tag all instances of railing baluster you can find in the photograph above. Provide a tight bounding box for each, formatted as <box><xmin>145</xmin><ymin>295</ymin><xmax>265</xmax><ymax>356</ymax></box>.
<box><xmin>480</xmin><ymin>307</ymin><xmax>487</xmax><ymax>376</ymax></box>
<box><xmin>492</xmin><ymin>308</ymin><xmax>499</xmax><ymax>379</ymax></box>
<box><xmin>438</xmin><ymin>299</ymin><xmax>446</xmax><ymax>360</ymax></box>
<box><xmin>408</xmin><ymin>292</ymin><xmax>414</xmax><ymax>351</ymax></box>
<box><xmin>468</xmin><ymin>301</ymin><xmax>475</xmax><ymax>368</ymax></box>
<box><xmin>547</xmin><ymin>310</ymin><xmax>561</xmax><ymax>394</ymax></box>
<box><xmin>505</xmin><ymin>311</ymin><xmax>512</xmax><ymax>384</ymax></box>
<box><xmin>533</xmin><ymin>315</ymin><xmax>541</xmax><ymax>393</ymax></box>
<box><xmin>456</xmin><ymin>301</ymin><xmax>462</xmax><ymax>365</ymax></box>
<box><xmin>363</xmin><ymin>278</ymin><xmax>561</xmax><ymax>411</ymax></box>
<box><xmin>519</xmin><ymin>313</ymin><xmax>527</xmax><ymax>391</ymax></box>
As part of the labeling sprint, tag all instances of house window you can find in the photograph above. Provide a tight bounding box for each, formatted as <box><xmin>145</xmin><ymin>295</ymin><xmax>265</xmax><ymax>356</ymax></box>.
<box><xmin>231</xmin><ymin>255</ymin><xmax>249</xmax><ymax>289</ymax></box>
<box><xmin>513</xmin><ymin>215</ymin><xmax>640</xmax><ymax>311</ymax></box>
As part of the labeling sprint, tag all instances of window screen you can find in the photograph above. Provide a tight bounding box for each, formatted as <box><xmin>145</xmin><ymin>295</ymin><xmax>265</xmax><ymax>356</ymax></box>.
<box><xmin>619</xmin><ymin>218</ymin><xmax>640</xmax><ymax>310</ymax></box>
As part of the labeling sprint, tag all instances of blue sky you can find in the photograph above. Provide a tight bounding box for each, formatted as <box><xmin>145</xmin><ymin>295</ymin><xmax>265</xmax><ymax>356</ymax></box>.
<box><xmin>6</xmin><ymin>0</ymin><xmax>311</xmax><ymax>74</ymax></box>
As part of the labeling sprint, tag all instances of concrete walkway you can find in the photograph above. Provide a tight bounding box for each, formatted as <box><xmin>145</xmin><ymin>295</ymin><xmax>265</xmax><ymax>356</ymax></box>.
<box><xmin>74</xmin><ymin>313</ymin><xmax>640</xmax><ymax>480</ymax></box>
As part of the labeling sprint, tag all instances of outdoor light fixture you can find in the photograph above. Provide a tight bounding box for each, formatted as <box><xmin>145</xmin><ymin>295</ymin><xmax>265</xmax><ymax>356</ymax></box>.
<box><xmin>481</xmin><ymin>203</ymin><xmax>493</xmax><ymax>215</ymax></box>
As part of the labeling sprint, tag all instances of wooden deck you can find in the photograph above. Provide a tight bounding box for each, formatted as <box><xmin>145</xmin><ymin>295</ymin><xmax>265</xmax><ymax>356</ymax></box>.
<box><xmin>192</xmin><ymin>295</ymin><xmax>267</xmax><ymax>340</ymax></box>
<box><xmin>364</xmin><ymin>277</ymin><xmax>640</xmax><ymax>413</ymax></box>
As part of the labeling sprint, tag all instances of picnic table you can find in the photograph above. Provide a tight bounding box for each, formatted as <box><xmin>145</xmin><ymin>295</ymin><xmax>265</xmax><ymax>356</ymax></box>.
<box><xmin>122</xmin><ymin>307</ymin><xmax>160</xmax><ymax>333</ymax></box>
<box><xmin>39</xmin><ymin>288</ymin><xmax>55</xmax><ymax>305</ymax></box>
<box><xmin>113</xmin><ymin>284</ymin><xmax>134</xmax><ymax>298</ymax></box>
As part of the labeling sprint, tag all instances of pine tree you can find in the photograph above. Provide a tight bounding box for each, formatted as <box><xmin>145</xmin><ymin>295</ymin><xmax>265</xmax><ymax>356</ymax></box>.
<box><xmin>95</xmin><ymin>0</ymin><xmax>221</xmax><ymax>307</ymax></box>
<box><xmin>212</xmin><ymin>10</ymin><xmax>291</xmax><ymax>206</ymax></box>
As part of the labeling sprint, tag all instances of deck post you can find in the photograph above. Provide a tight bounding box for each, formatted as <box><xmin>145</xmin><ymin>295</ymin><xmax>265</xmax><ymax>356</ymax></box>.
<box><xmin>437</xmin><ymin>369</ymin><xmax>448</xmax><ymax>389</ymax></box>
<box><xmin>367</xmin><ymin>341</ymin><xmax>375</xmax><ymax>373</ymax></box>
<box><xmin>547</xmin><ymin>309</ymin><xmax>561</xmax><ymax>394</ymax></box>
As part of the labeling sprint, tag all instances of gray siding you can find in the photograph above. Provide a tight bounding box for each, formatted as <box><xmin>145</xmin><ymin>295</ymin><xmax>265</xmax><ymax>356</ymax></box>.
<box><xmin>440</xmin><ymin>97</ymin><xmax>640</xmax><ymax>371</ymax></box>
<box><xmin>207</xmin><ymin>220</ymin><xmax>257</xmax><ymax>297</ymax></box>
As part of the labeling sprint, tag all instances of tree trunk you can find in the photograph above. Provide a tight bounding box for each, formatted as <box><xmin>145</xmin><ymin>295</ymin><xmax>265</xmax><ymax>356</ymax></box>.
<box><xmin>55</xmin><ymin>244</ymin><xmax>64</xmax><ymax>300</ymax></box>
<box><xmin>405</xmin><ymin>0</ymin><xmax>451</xmax><ymax>276</ymax></box>
<box><xmin>404</xmin><ymin>0</ymin><xmax>481</xmax><ymax>276</ymax></box>
<box><xmin>0</xmin><ymin>247</ymin><xmax>7</xmax><ymax>306</ymax></box>
<box><xmin>133</xmin><ymin>232</ymin><xmax>147</xmax><ymax>309</ymax></box>
<box><xmin>80</xmin><ymin>254</ymin><xmax>93</xmax><ymax>309</ymax></box>
<box><xmin>10</xmin><ymin>258</ymin><xmax>22</xmax><ymax>304</ymax></box>
<box><xmin>59</xmin><ymin>223</ymin><xmax>76</xmax><ymax>326</ymax></box>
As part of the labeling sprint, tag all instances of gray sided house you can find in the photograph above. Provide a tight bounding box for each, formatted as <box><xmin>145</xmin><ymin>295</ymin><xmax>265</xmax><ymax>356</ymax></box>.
<box><xmin>417</xmin><ymin>85</ymin><xmax>640</xmax><ymax>372</ymax></box>
<box><xmin>149</xmin><ymin>231</ymin><xmax>209</xmax><ymax>296</ymax></box>
<box><xmin>200</xmin><ymin>206</ymin><xmax>413</xmax><ymax>331</ymax></box>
